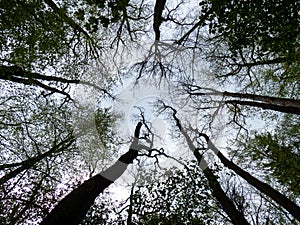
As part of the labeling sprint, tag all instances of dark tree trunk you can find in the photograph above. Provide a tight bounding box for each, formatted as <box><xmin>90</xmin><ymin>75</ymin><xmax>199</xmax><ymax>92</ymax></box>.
<box><xmin>153</xmin><ymin>0</ymin><xmax>166</xmax><ymax>40</ymax></box>
<box><xmin>41</xmin><ymin>122</ymin><xmax>143</xmax><ymax>225</ymax></box>
<box><xmin>201</xmin><ymin>134</ymin><xmax>300</xmax><ymax>222</ymax></box>
<box><xmin>169</xmin><ymin>105</ymin><xmax>250</xmax><ymax>225</ymax></box>
<box><xmin>190</xmin><ymin>140</ymin><xmax>250</xmax><ymax>225</ymax></box>
<box><xmin>226</xmin><ymin>100</ymin><xmax>300</xmax><ymax>115</ymax></box>
<box><xmin>222</xmin><ymin>91</ymin><xmax>300</xmax><ymax>108</ymax></box>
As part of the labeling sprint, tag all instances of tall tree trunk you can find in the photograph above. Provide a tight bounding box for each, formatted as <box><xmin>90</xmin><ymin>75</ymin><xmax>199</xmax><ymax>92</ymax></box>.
<box><xmin>41</xmin><ymin>122</ymin><xmax>143</xmax><ymax>225</ymax></box>
<box><xmin>169</xmin><ymin>106</ymin><xmax>250</xmax><ymax>225</ymax></box>
<box><xmin>153</xmin><ymin>0</ymin><xmax>166</xmax><ymax>41</ymax></box>
<box><xmin>222</xmin><ymin>91</ymin><xmax>300</xmax><ymax>108</ymax></box>
<box><xmin>186</xmin><ymin>86</ymin><xmax>300</xmax><ymax>114</ymax></box>
<box><xmin>226</xmin><ymin>100</ymin><xmax>300</xmax><ymax>115</ymax></box>
<box><xmin>200</xmin><ymin>133</ymin><xmax>300</xmax><ymax>222</ymax></box>
<box><xmin>183</xmin><ymin>131</ymin><xmax>250</xmax><ymax>225</ymax></box>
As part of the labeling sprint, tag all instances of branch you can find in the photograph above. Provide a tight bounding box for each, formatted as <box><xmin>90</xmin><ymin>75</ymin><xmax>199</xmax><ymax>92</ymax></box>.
<box><xmin>0</xmin><ymin>65</ymin><xmax>113</xmax><ymax>98</ymax></box>
<box><xmin>0</xmin><ymin>134</ymin><xmax>76</xmax><ymax>184</ymax></box>
<box><xmin>43</xmin><ymin>0</ymin><xmax>100</xmax><ymax>57</ymax></box>
<box><xmin>174</xmin><ymin>9</ymin><xmax>212</xmax><ymax>45</ymax></box>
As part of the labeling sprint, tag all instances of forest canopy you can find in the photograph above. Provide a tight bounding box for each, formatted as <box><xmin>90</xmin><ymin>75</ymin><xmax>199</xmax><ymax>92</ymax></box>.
<box><xmin>0</xmin><ymin>0</ymin><xmax>299</xmax><ymax>224</ymax></box>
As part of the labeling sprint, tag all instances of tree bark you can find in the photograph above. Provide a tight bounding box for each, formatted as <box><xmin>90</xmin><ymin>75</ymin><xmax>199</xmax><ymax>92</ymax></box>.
<box><xmin>184</xmin><ymin>132</ymin><xmax>250</xmax><ymax>225</ymax></box>
<box><xmin>40</xmin><ymin>122</ymin><xmax>143</xmax><ymax>225</ymax></box>
<box><xmin>186</xmin><ymin>86</ymin><xmax>300</xmax><ymax>114</ymax></box>
<box><xmin>153</xmin><ymin>0</ymin><xmax>166</xmax><ymax>40</ymax></box>
<box><xmin>223</xmin><ymin>91</ymin><xmax>300</xmax><ymax>108</ymax></box>
<box><xmin>226</xmin><ymin>100</ymin><xmax>300</xmax><ymax>115</ymax></box>
<box><xmin>201</xmin><ymin>134</ymin><xmax>300</xmax><ymax>222</ymax></box>
<box><xmin>168</xmin><ymin>106</ymin><xmax>250</xmax><ymax>225</ymax></box>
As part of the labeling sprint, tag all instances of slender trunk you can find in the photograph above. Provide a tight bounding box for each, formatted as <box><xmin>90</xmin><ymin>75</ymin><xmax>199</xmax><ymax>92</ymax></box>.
<box><xmin>41</xmin><ymin>122</ymin><xmax>143</xmax><ymax>225</ymax></box>
<box><xmin>203</xmin><ymin>135</ymin><xmax>300</xmax><ymax>222</ymax></box>
<box><xmin>226</xmin><ymin>100</ymin><xmax>300</xmax><ymax>115</ymax></box>
<box><xmin>187</xmin><ymin>87</ymin><xmax>300</xmax><ymax>111</ymax></box>
<box><xmin>0</xmin><ymin>136</ymin><xmax>75</xmax><ymax>184</ymax></box>
<box><xmin>168</xmin><ymin>106</ymin><xmax>250</xmax><ymax>225</ymax></box>
<box><xmin>192</xmin><ymin>149</ymin><xmax>250</xmax><ymax>225</ymax></box>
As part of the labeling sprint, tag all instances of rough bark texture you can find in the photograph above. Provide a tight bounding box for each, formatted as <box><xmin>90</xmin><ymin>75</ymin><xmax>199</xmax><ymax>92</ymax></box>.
<box><xmin>41</xmin><ymin>122</ymin><xmax>142</xmax><ymax>225</ymax></box>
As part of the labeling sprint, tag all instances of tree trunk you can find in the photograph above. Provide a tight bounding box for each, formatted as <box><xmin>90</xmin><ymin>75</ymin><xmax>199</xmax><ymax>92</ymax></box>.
<box><xmin>202</xmin><ymin>135</ymin><xmax>300</xmax><ymax>222</ymax></box>
<box><xmin>186</xmin><ymin>134</ymin><xmax>250</xmax><ymax>225</ymax></box>
<box><xmin>186</xmin><ymin>87</ymin><xmax>300</xmax><ymax>113</ymax></box>
<box><xmin>153</xmin><ymin>0</ymin><xmax>166</xmax><ymax>40</ymax></box>
<box><xmin>226</xmin><ymin>100</ymin><xmax>300</xmax><ymax>115</ymax></box>
<box><xmin>41</xmin><ymin>122</ymin><xmax>143</xmax><ymax>225</ymax></box>
<box><xmin>167</xmin><ymin>104</ymin><xmax>250</xmax><ymax>225</ymax></box>
<box><xmin>223</xmin><ymin>91</ymin><xmax>300</xmax><ymax>108</ymax></box>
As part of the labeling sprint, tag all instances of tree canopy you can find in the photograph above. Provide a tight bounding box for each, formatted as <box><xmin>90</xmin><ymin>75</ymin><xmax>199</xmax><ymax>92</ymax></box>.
<box><xmin>0</xmin><ymin>0</ymin><xmax>299</xmax><ymax>224</ymax></box>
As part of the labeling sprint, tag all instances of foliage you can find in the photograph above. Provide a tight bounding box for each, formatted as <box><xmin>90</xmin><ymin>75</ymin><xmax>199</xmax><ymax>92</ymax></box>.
<box><xmin>80</xmin><ymin>190</ymin><xmax>122</xmax><ymax>225</ymax></box>
<box><xmin>0</xmin><ymin>1</ymin><xmax>68</xmax><ymax>69</ymax></box>
<box><xmin>0</xmin><ymin>85</ymin><xmax>115</xmax><ymax>223</ymax></box>
<box><xmin>80</xmin><ymin>0</ymin><xmax>129</xmax><ymax>29</ymax></box>
<box><xmin>200</xmin><ymin>0</ymin><xmax>300</xmax><ymax>61</ymax></box>
<box><xmin>130</xmin><ymin>161</ymin><xmax>224</xmax><ymax>224</ymax></box>
<box><xmin>241</xmin><ymin>114</ymin><xmax>300</xmax><ymax>196</ymax></box>
<box><xmin>0</xmin><ymin>0</ymin><xmax>300</xmax><ymax>224</ymax></box>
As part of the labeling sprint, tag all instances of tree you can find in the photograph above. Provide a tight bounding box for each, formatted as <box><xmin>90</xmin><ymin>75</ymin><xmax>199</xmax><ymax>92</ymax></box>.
<box><xmin>184</xmin><ymin>85</ymin><xmax>300</xmax><ymax>115</ymax></box>
<box><xmin>200</xmin><ymin>0</ymin><xmax>299</xmax><ymax>61</ymax></box>
<box><xmin>160</xmin><ymin>103</ymin><xmax>300</xmax><ymax>221</ymax></box>
<box><xmin>1</xmin><ymin>0</ymin><xmax>299</xmax><ymax>224</ymax></box>
<box><xmin>240</xmin><ymin>114</ymin><xmax>300</xmax><ymax>196</ymax></box>
<box><xmin>40</xmin><ymin>122</ymin><xmax>144</xmax><ymax>225</ymax></box>
<box><xmin>128</xmin><ymin>161</ymin><xmax>225</xmax><ymax>225</ymax></box>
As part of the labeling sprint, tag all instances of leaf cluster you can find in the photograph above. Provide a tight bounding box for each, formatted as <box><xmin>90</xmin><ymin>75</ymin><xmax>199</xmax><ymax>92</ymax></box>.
<box><xmin>200</xmin><ymin>0</ymin><xmax>299</xmax><ymax>60</ymax></box>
